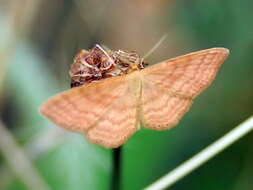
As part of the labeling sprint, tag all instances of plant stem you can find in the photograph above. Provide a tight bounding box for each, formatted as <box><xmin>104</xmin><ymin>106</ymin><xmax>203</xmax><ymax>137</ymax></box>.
<box><xmin>112</xmin><ymin>147</ymin><xmax>122</xmax><ymax>190</ymax></box>
<box><xmin>144</xmin><ymin>116</ymin><xmax>253</xmax><ymax>190</ymax></box>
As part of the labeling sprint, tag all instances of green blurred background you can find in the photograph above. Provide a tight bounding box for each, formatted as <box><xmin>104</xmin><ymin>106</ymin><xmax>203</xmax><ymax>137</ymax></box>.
<box><xmin>0</xmin><ymin>0</ymin><xmax>253</xmax><ymax>190</ymax></box>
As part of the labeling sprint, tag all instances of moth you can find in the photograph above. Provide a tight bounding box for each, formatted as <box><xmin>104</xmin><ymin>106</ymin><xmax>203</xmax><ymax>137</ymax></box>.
<box><xmin>40</xmin><ymin>44</ymin><xmax>229</xmax><ymax>148</ymax></box>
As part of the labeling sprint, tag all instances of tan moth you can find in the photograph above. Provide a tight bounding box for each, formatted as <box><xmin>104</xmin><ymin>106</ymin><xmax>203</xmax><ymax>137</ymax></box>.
<box><xmin>40</xmin><ymin>45</ymin><xmax>229</xmax><ymax>148</ymax></box>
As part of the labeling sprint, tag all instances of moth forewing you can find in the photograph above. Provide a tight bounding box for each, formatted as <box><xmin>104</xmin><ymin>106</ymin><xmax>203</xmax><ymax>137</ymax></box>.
<box><xmin>139</xmin><ymin>48</ymin><xmax>229</xmax><ymax>130</ymax></box>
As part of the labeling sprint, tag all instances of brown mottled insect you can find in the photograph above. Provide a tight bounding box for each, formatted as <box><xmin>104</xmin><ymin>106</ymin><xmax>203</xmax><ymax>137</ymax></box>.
<box><xmin>69</xmin><ymin>45</ymin><xmax>148</xmax><ymax>87</ymax></box>
<box><xmin>40</xmin><ymin>44</ymin><xmax>229</xmax><ymax>148</ymax></box>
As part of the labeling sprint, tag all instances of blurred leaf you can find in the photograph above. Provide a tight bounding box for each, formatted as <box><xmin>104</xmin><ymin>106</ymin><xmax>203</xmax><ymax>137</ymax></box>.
<box><xmin>37</xmin><ymin>135</ymin><xmax>111</xmax><ymax>190</ymax></box>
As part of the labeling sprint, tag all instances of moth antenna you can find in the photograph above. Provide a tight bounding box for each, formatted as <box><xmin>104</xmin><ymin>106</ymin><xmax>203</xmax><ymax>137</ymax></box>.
<box><xmin>143</xmin><ymin>33</ymin><xmax>168</xmax><ymax>60</ymax></box>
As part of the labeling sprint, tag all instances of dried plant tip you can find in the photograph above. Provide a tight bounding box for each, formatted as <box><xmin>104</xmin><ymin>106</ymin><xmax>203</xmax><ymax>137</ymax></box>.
<box><xmin>69</xmin><ymin>45</ymin><xmax>149</xmax><ymax>87</ymax></box>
